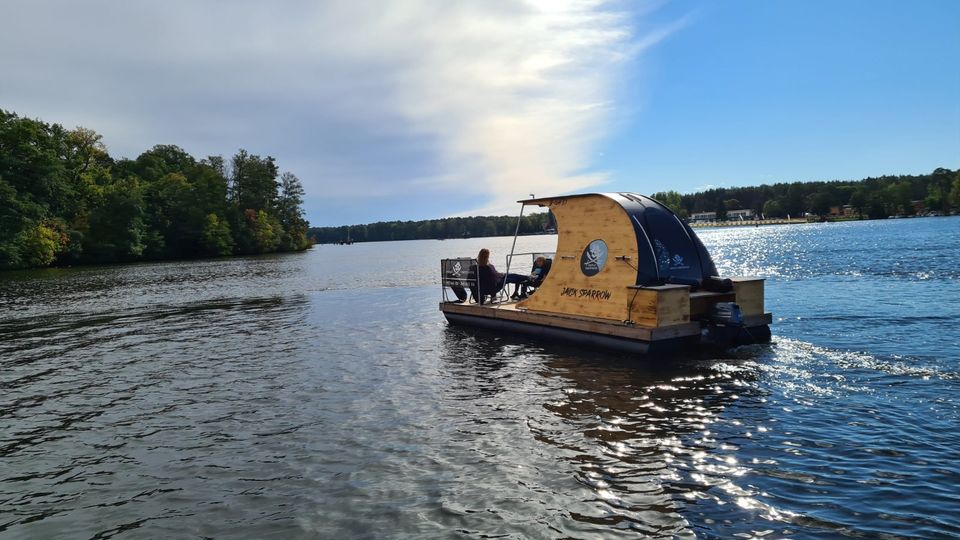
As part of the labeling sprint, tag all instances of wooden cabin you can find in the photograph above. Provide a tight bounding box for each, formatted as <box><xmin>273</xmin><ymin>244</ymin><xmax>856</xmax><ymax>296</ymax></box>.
<box><xmin>440</xmin><ymin>193</ymin><xmax>771</xmax><ymax>354</ymax></box>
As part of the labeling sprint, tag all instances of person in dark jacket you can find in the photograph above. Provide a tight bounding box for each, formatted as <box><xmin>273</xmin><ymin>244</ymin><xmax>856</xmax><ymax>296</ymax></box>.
<box><xmin>475</xmin><ymin>248</ymin><xmax>527</xmax><ymax>303</ymax></box>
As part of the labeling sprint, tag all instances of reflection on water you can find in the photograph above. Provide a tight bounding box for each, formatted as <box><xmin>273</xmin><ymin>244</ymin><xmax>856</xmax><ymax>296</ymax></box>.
<box><xmin>2</xmin><ymin>218</ymin><xmax>960</xmax><ymax>538</ymax></box>
<box><xmin>437</xmin><ymin>327</ymin><xmax>960</xmax><ymax>538</ymax></box>
<box><xmin>537</xmin><ymin>357</ymin><xmax>755</xmax><ymax>537</ymax></box>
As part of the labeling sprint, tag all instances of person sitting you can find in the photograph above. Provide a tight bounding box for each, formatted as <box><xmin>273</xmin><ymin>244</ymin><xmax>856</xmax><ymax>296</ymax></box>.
<box><xmin>473</xmin><ymin>248</ymin><xmax>527</xmax><ymax>304</ymax></box>
<box><xmin>537</xmin><ymin>257</ymin><xmax>552</xmax><ymax>283</ymax></box>
<box><xmin>514</xmin><ymin>256</ymin><xmax>551</xmax><ymax>298</ymax></box>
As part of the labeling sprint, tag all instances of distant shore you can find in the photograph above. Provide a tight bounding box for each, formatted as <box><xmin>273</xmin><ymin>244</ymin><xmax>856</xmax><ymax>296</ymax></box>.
<box><xmin>689</xmin><ymin>218</ymin><xmax>811</xmax><ymax>228</ymax></box>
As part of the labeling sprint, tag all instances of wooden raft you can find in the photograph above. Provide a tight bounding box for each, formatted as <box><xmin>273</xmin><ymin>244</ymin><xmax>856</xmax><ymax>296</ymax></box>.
<box><xmin>441</xmin><ymin>275</ymin><xmax>770</xmax><ymax>343</ymax></box>
<box><xmin>440</xmin><ymin>192</ymin><xmax>772</xmax><ymax>349</ymax></box>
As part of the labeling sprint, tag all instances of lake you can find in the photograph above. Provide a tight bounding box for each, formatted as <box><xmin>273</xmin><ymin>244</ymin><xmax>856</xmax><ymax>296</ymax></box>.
<box><xmin>2</xmin><ymin>216</ymin><xmax>959</xmax><ymax>539</ymax></box>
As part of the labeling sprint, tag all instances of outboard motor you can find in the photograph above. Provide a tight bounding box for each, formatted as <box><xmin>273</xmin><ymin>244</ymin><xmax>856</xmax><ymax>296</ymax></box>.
<box><xmin>704</xmin><ymin>302</ymin><xmax>744</xmax><ymax>347</ymax></box>
<box><xmin>710</xmin><ymin>302</ymin><xmax>743</xmax><ymax>325</ymax></box>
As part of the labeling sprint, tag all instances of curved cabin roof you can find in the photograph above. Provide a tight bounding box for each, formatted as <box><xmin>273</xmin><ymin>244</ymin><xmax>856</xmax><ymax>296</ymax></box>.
<box><xmin>517</xmin><ymin>193</ymin><xmax>720</xmax><ymax>321</ymax></box>
<box><xmin>523</xmin><ymin>192</ymin><xmax>718</xmax><ymax>286</ymax></box>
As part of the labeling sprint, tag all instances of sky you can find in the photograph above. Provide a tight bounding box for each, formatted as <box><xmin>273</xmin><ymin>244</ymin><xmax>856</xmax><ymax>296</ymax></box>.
<box><xmin>1</xmin><ymin>0</ymin><xmax>958</xmax><ymax>226</ymax></box>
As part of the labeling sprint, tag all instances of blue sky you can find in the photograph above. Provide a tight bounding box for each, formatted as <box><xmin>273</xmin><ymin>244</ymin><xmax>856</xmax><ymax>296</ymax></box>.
<box><xmin>605</xmin><ymin>0</ymin><xmax>960</xmax><ymax>195</ymax></box>
<box><xmin>1</xmin><ymin>0</ymin><xmax>957</xmax><ymax>226</ymax></box>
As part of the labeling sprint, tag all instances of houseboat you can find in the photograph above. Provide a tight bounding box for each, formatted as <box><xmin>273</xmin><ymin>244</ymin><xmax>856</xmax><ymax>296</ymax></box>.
<box><xmin>439</xmin><ymin>193</ymin><xmax>772</xmax><ymax>355</ymax></box>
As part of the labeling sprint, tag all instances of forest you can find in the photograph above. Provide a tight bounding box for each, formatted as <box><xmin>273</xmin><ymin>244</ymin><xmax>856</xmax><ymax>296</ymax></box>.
<box><xmin>308</xmin><ymin>213</ymin><xmax>555</xmax><ymax>244</ymax></box>
<box><xmin>651</xmin><ymin>167</ymin><xmax>960</xmax><ymax>221</ymax></box>
<box><xmin>310</xmin><ymin>168</ymin><xmax>959</xmax><ymax>243</ymax></box>
<box><xmin>0</xmin><ymin>110</ymin><xmax>311</xmax><ymax>271</ymax></box>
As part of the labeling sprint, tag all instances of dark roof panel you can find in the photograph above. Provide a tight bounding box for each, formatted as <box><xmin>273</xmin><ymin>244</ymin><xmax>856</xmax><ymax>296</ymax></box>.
<box><xmin>604</xmin><ymin>193</ymin><xmax>719</xmax><ymax>286</ymax></box>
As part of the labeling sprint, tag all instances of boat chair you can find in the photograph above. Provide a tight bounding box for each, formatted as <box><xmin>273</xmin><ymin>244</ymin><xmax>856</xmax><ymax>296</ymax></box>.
<box><xmin>523</xmin><ymin>257</ymin><xmax>552</xmax><ymax>296</ymax></box>
<box><xmin>470</xmin><ymin>264</ymin><xmax>506</xmax><ymax>305</ymax></box>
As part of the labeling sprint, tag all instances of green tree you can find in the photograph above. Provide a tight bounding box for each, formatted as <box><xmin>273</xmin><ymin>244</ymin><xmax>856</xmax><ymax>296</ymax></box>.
<box><xmin>785</xmin><ymin>183</ymin><xmax>805</xmax><ymax>217</ymax></box>
<box><xmin>200</xmin><ymin>213</ymin><xmax>234</xmax><ymax>256</ymax></box>
<box><xmin>884</xmin><ymin>180</ymin><xmax>914</xmax><ymax>215</ymax></box>
<box><xmin>924</xmin><ymin>183</ymin><xmax>944</xmax><ymax>214</ymax></box>
<box><xmin>849</xmin><ymin>189</ymin><xmax>867</xmax><ymax>219</ymax></box>
<box><xmin>148</xmin><ymin>172</ymin><xmax>201</xmax><ymax>257</ymax></box>
<box><xmin>0</xmin><ymin>177</ymin><xmax>45</xmax><ymax>269</ymax></box>
<box><xmin>865</xmin><ymin>193</ymin><xmax>887</xmax><ymax>219</ymax></box>
<box><xmin>950</xmin><ymin>171</ymin><xmax>960</xmax><ymax>208</ymax></box>
<box><xmin>277</xmin><ymin>172</ymin><xmax>310</xmax><ymax>250</ymax></box>
<box><xmin>929</xmin><ymin>167</ymin><xmax>954</xmax><ymax>213</ymax></box>
<box><xmin>807</xmin><ymin>192</ymin><xmax>832</xmax><ymax>217</ymax></box>
<box><xmin>0</xmin><ymin>112</ymin><xmax>69</xmax><ymax>215</ymax></box>
<box><xmin>249</xmin><ymin>209</ymin><xmax>282</xmax><ymax>252</ymax></box>
<box><xmin>0</xmin><ymin>109</ymin><xmax>310</xmax><ymax>269</ymax></box>
<box><xmin>85</xmin><ymin>177</ymin><xmax>146</xmax><ymax>261</ymax></box>
<box><xmin>715</xmin><ymin>200</ymin><xmax>727</xmax><ymax>220</ymax></box>
<box><xmin>131</xmin><ymin>145</ymin><xmax>232</xmax><ymax>258</ymax></box>
<box><xmin>129</xmin><ymin>144</ymin><xmax>197</xmax><ymax>182</ymax></box>
<box><xmin>230</xmin><ymin>150</ymin><xmax>279</xmax><ymax>212</ymax></box>
<box><xmin>64</xmin><ymin>127</ymin><xmax>112</xmax><ymax>216</ymax></box>
<box><xmin>653</xmin><ymin>191</ymin><xmax>683</xmax><ymax>214</ymax></box>
<box><xmin>762</xmin><ymin>199</ymin><xmax>783</xmax><ymax>218</ymax></box>
<box><xmin>19</xmin><ymin>223</ymin><xmax>64</xmax><ymax>267</ymax></box>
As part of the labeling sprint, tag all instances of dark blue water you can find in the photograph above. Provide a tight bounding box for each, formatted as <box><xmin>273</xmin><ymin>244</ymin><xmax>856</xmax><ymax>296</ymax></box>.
<box><xmin>2</xmin><ymin>217</ymin><xmax>958</xmax><ymax>538</ymax></box>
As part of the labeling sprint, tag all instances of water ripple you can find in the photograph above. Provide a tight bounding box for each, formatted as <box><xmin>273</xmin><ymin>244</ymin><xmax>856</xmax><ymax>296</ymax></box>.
<box><xmin>2</xmin><ymin>220</ymin><xmax>960</xmax><ymax>538</ymax></box>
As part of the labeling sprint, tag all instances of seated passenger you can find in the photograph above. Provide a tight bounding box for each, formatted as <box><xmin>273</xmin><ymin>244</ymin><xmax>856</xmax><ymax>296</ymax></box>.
<box><xmin>531</xmin><ymin>256</ymin><xmax>551</xmax><ymax>285</ymax></box>
<box><xmin>473</xmin><ymin>248</ymin><xmax>527</xmax><ymax>304</ymax></box>
<box><xmin>512</xmin><ymin>257</ymin><xmax>552</xmax><ymax>300</ymax></box>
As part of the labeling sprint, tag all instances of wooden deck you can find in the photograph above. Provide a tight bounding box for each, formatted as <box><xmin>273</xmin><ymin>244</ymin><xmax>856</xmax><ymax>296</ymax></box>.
<box><xmin>440</xmin><ymin>299</ymin><xmax>703</xmax><ymax>342</ymax></box>
<box><xmin>439</xmin><ymin>284</ymin><xmax>772</xmax><ymax>348</ymax></box>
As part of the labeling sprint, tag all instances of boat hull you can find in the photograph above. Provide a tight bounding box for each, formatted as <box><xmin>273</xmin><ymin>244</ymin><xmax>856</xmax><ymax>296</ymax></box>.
<box><xmin>440</xmin><ymin>302</ymin><xmax>771</xmax><ymax>356</ymax></box>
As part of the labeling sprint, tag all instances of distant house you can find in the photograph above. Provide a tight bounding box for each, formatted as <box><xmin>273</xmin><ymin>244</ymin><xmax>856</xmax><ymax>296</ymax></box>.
<box><xmin>829</xmin><ymin>205</ymin><xmax>856</xmax><ymax>217</ymax></box>
<box><xmin>727</xmin><ymin>209</ymin><xmax>755</xmax><ymax>220</ymax></box>
<box><xmin>690</xmin><ymin>211</ymin><xmax>717</xmax><ymax>222</ymax></box>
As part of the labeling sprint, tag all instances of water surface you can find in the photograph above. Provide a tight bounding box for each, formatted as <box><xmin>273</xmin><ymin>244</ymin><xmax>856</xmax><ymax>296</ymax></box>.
<box><xmin>2</xmin><ymin>217</ymin><xmax>959</xmax><ymax>538</ymax></box>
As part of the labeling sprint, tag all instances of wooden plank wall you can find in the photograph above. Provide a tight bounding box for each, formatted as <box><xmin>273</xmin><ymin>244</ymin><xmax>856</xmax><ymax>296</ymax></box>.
<box><xmin>624</xmin><ymin>285</ymin><xmax>691</xmax><ymax>327</ymax></box>
<box><xmin>512</xmin><ymin>194</ymin><xmax>766</xmax><ymax>328</ymax></box>
<box><xmin>517</xmin><ymin>195</ymin><xmax>640</xmax><ymax>321</ymax></box>
<box><xmin>731</xmin><ymin>277</ymin><xmax>765</xmax><ymax>316</ymax></box>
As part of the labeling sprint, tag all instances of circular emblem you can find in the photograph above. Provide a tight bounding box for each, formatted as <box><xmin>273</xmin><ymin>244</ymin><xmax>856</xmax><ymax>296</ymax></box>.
<box><xmin>580</xmin><ymin>239</ymin><xmax>608</xmax><ymax>277</ymax></box>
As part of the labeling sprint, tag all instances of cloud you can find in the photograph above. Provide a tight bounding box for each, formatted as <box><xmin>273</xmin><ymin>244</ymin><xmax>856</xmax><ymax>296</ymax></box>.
<box><xmin>0</xmin><ymin>0</ymin><xmax>680</xmax><ymax>223</ymax></box>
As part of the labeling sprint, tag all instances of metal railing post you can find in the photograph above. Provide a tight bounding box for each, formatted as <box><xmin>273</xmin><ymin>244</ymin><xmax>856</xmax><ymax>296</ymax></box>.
<box><xmin>500</xmin><ymin>201</ymin><xmax>527</xmax><ymax>302</ymax></box>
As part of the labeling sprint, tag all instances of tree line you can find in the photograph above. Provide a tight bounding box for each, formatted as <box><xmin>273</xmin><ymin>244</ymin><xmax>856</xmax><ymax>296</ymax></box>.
<box><xmin>309</xmin><ymin>213</ymin><xmax>554</xmax><ymax>244</ymax></box>
<box><xmin>1</xmin><ymin>110</ymin><xmax>311</xmax><ymax>271</ymax></box>
<box><xmin>311</xmin><ymin>168</ymin><xmax>959</xmax><ymax>244</ymax></box>
<box><xmin>652</xmin><ymin>168</ymin><xmax>960</xmax><ymax>220</ymax></box>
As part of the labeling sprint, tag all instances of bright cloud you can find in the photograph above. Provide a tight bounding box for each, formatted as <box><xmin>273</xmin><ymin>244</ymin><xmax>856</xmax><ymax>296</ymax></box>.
<box><xmin>0</xmin><ymin>0</ymin><xmax>680</xmax><ymax>223</ymax></box>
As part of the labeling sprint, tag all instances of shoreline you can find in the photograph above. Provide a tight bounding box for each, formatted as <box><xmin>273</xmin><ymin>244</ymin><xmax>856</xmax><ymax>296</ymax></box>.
<box><xmin>689</xmin><ymin>218</ymin><xmax>812</xmax><ymax>228</ymax></box>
